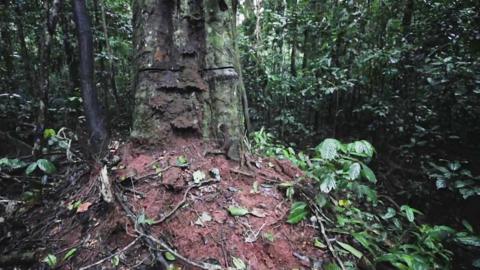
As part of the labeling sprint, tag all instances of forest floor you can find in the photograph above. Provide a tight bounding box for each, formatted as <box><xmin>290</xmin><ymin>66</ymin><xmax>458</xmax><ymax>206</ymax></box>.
<box><xmin>1</xmin><ymin>138</ymin><xmax>328</xmax><ymax>269</ymax></box>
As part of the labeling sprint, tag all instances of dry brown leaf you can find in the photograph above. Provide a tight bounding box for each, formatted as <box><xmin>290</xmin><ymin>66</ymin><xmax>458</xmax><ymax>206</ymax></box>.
<box><xmin>76</xmin><ymin>202</ymin><xmax>92</xmax><ymax>213</ymax></box>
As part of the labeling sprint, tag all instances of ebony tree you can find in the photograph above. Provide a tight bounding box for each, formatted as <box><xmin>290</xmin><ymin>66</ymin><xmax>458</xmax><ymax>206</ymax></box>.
<box><xmin>131</xmin><ymin>0</ymin><xmax>246</xmax><ymax>156</ymax></box>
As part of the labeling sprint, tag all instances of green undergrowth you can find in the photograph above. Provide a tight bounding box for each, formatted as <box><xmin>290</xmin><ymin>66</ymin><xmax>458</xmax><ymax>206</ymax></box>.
<box><xmin>251</xmin><ymin>128</ymin><xmax>480</xmax><ymax>270</ymax></box>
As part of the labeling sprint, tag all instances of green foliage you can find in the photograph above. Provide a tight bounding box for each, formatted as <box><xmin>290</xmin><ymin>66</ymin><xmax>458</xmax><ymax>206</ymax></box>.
<box><xmin>287</xmin><ymin>201</ymin><xmax>309</xmax><ymax>224</ymax></box>
<box><xmin>63</xmin><ymin>248</ymin><xmax>77</xmax><ymax>262</ymax></box>
<box><xmin>176</xmin><ymin>156</ymin><xmax>189</xmax><ymax>168</ymax></box>
<box><xmin>239</xmin><ymin>1</ymin><xmax>480</xmax><ymax>253</ymax></box>
<box><xmin>164</xmin><ymin>251</ymin><xmax>176</xmax><ymax>261</ymax></box>
<box><xmin>253</xmin><ymin>134</ymin><xmax>480</xmax><ymax>269</ymax></box>
<box><xmin>137</xmin><ymin>212</ymin><xmax>155</xmax><ymax>225</ymax></box>
<box><xmin>425</xmin><ymin>160</ymin><xmax>480</xmax><ymax>199</ymax></box>
<box><xmin>0</xmin><ymin>158</ymin><xmax>27</xmax><ymax>171</ymax></box>
<box><xmin>228</xmin><ymin>206</ymin><xmax>249</xmax><ymax>217</ymax></box>
<box><xmin>42</xmin><ymin>254</ymin><xmax>57</xmax><ymax>268</ymax></box>
<box><xmin>26</xmin><ymin>159</ymin><xmax>56</xmax><ymax>175</ymax></box>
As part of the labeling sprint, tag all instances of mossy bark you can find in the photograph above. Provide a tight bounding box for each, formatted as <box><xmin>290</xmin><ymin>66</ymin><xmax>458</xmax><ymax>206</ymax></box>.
<box><xmin>131</xmin><ymin>0</ymin><xmax>244</xmax><ymax>147</ymax></box>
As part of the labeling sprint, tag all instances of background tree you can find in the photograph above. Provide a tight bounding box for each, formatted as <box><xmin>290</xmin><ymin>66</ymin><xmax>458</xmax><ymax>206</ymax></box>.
<box><xmin>72</xmin><ymin>0</ymin><xmax>108</xmax><ymax>153</ymax></box>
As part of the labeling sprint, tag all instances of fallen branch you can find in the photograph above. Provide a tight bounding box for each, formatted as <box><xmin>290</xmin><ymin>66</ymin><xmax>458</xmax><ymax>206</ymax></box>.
<box><xmin>113</xmin><ymin>185</ymin><xmax>170</xmax><ymax>269</ymax></box>
<box><xmin>141</xmin><ymin>233</ymin><xmax>220</xmax><ymax>270</ymax></box>
<box><xmin>153</xmin><ymin>179</ymin><xmax>220</xmax><ymax>225</ymax></box>
<box><xmin>300</xmin><ymin>192</ymin><xmax>346</xmax><ymax>270</ymax></box>
<box><xmin>230</xmin><ymin>168</ymin><xmax>254</xmax><ymax>178</ymax></box>
<box><xmin>152</xmin><ymin>185</ymin><xmax>194</xmax><ymax>225</ymax></box>
<box><xmin>78</xmin><ymin>237</ymin><xmax>140</xmax><ymax>270</ymax></box>
<box><xmin>98</xmin><ymin>166</ymin><xmax>113</xmax><ymax>203</ymax></box>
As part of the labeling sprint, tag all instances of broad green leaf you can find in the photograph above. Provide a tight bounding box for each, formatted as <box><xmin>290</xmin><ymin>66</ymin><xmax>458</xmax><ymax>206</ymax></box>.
<box><xmin>287</xmin><ymin>201</ymin><xmax>308</xmax><ymax>224</ymax></box>
<box><xmin>348</xmin><ymin>163</ymin><xmax>361</xmax><ymax>180</ymax></box>
<box><xmin>361</xmin><ymin>164</ymin><xmax>377</xmax><ymax>183</ymax></box>
<box><xmin>26</xmin><ymin>162</ymin><xmax>37</xmax><ymax>175</ymax></box>
<box><xmin>111</xmin><ymin>255</ymin><xmax>120</xmax><ymax>267</ymax></box>
<box><xmin>164</xmin><ymin>251</ymin><xmax>176</xmax><ymax>261</ymax></box>
<box><xmin>320</xmin><ymin>173</ymin><xmax>336</xmax><ymax>193</ymax></box>
<box><xmin>314</xmin><ymin>238</ymin><xmax>326</xmax><ymax>249</ymax></box>
<box><xmin>323</xmin><ymin>263</ymin><xmax>341</xmax><ymax>270</ymax></box>
<box><xmin>448</xmin><ymin>161</ymin><xmax>461</xmax><ymax>171</ymax></box>
<box><xmin>473</xmin><ymin>258</ymin><xmax>480</xmax><ymax>268</ymax></box>
<box><xmin>338</xmin><ymin>199</ymin><xmax>351</xmax><ymax>207</ymax></box>
<box><xmin>426</xmin><ymin>225</ymin><xmax>455</xmax><ymax>240</ymax></box>
<box><xmin>315</xmin><ymin>193</ymin><xmax>327</xmax><ymax>208</ymax></box>
<box><xmin>347</xmin><ymin>140</ymin><xmax>375</xmax><ymax>158</ymax></box>
<box><xmin>43</xmin><ymin>128</ymin><xmax>56</xmax><ymax>139</ymax></box>
<box><xmin>37</xmin><ymin>159</ymin><xmax>56</xmax><ymax>174</ymax></box>
<box><xmin>316</xmin><ymin>138</ymin><xmax>341</xmax><ymax>160</ymax></box>
<box><xmin>337</xmin><ymin>241</ymin><xmax>363</xmax><ymax>259</ymax></box>
<box><xmin>454</xmin><ymin>180</ymin><xmax>474</xmax><ymax>188</ymax></box>
<box><xmin>454</xmin><ymin>235</ymin><xmax>480</xmax><ymax>247</ymax></box>
<box><xmin>462</xmin><ymin>220</ymin><xmax>474</xmax><ymax>233</ymax></box>
<box><xmin>42</xmin><ymin>254</ymin><xmax>57</xmax><ymax>268</ymax></box>
<box><xmin>192</xmin><ymin>170</ymin><xmax>206</xmax><ymax>184</ymax></box>
<box><xmin>63</xmin><ymin>248</ymin><xmax>77</xmax><ymax>261</ymax></box>
<box><xmin>137</xmin><ymin>212</ymin><xmax>154</xmax><ymax>225</ymax></box>
<box><xmin>0</xmin><ymin>158</ymin><xmax>27</xmax><ymax>170</ymax></box>
<box><xmin>228</xmin><ymin>206</ymin><xmax>249</xmax><ymax>216</ymax></box>
<box><xmin>262</xmin><ymin>232</ymin><xmax>275</xmax><ymax>242</ymax></box>
<box><xmin>176</xmin><ymin>156</ymin><xmax>189</xmax><ymax>167</ymax></box>
<box><xmin>401</xmin><ymin>205</ymin><xmax>415</xmax><ymax>222</ymax></box>
<box><xmin>232</xmin><ymin>256</ymin><xmax>246</xmax><ymax>270</ymax></box>
<box><xmin>381</xmin><ymin>207</ymin><xmax>396</xmax><ymax>220</ymax></box>
<box><xmin>352</xmin><ymin>232</ymin><xmax>376</xmax><ymax>255</ymax></box>
<box><xmin>435</xmin><ymin>179</ymin><xmax>447</xmax><ymax>189</ymax></box>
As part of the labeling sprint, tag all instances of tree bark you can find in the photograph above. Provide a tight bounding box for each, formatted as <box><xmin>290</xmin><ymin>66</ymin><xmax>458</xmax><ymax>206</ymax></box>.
<box><xmin>131</xmin><ymin>0</ymin><xmax>245</xmax><ymax>150</ymax></box>
<box><xmin>72</xmin><ymin>0</ymin><xmax>108</xmax><ymax>153</ymax></box>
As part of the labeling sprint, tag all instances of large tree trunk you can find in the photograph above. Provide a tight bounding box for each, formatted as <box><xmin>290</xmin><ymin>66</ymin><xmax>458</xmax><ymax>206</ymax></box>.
<box><xmin>131</xmin><ymin>0</ymin><xmax>245</xmax><ymax>151</ymax></box>
<box><xmin>72</xmin><ymin>0</ymin><xmax>108</xmax><ymax>153</ymax></box>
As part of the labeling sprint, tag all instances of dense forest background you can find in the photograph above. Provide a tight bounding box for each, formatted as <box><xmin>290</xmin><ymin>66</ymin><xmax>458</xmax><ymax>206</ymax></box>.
<box><xmin>1</xmin><ymin>0</ymin><xmax>480</xmax><ymax>269</ymax></box>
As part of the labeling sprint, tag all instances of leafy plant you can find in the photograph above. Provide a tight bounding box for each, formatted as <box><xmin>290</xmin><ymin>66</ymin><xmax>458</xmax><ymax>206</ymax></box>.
<box><xmin>0</xmin><ymin>158</ymin><xmax>27</xmax><ymax>171</ymax></box>
<box><xmin>426</xmin><ymin>160</ymin><xmax>480</xmax><ymax>199</ymax></box>
<box><xmin>26</xmin><ymin>159</ymin><xmax>56</xmax><ymax>175</ymax></box>
<box><xmin>42</xmin><ymin>254</ymin><xmax>57</xmax><ymax>268</ymax></box>
<box><xmin>253</xmin><ymin>135</ymin><xmax>480</xmax><ymax>269</ymax></box>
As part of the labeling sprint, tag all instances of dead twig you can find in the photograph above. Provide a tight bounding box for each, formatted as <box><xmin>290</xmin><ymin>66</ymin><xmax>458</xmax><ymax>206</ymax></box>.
<box><xmin>230</xmin><ymin>168</ymin><xmax>254</xmax><ymax>178</ymax></box>
<box><xmin>136</xmin><ymin>165</ymin><xmax>175</xmax><ymax>181</ymax></box>
<box><xmin>78</xmin><ymin>237</ymin><xmax>140</xmax><ymax>270</ymax></box>
<box><xmin>152</xmin><ymin>179</ymin><xmax>220</xmax><ymax>225</ymax></box>
<box><xmin>113</xmin><ymin>185</ymin><xmax>170</xmax><ymax>269</ymax></box>
<box><xmin>152</xmin><ymin>185</ymin><xmax>194</xmax><ymax>225</ymax></box>
<box><xmin>300</xmin><ymin>192</ymin><xmax>345</xmax><ymax>270</ymax></box>
<box><xmin>140</xmin><ymin>233</ymin><xmax>220</xmax><ymax>270</ymax></box>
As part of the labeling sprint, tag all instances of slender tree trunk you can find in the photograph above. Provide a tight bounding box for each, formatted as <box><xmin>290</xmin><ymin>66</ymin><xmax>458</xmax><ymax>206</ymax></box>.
<box><xmin>13</xmin><ymin>1</ymin><xmax>36</xmax><ymax>97</ymax></box>
<box><xmin>302</xmin><ymin>28</ymin><xmax>310</xmax><ymax>71</ymax></box>
<box><xmin>60</xmin><ymin>9</ymin><xmax>79</xmax><ymax>94</ymax></box>
<box><xmin>33</xmin><ymin>0</ymin><xmax>62</xmax><ymax>156</ymax></box>
<box><xmin>0</xmin><ymin>1</ymin><xmax>14</xmax><ymax>92</ymax></box>
<box><xmin>232</xmin><ymin>0</ymin><xmax>251</xmax><ymax>133</ymax></box>
<box><xmin>100</xmin><ymin>0</ymin><xmax>120</xmax><ymax>108</ymax></box>
<box><xmin>289</xmin><ymin>1</ymin><xmax>298</xmax><ymax>78</ymax></box>
<box><xmin>72</xmin><ymin>0</ymin><xmax>108</xmax><ymax>153</ymax></box>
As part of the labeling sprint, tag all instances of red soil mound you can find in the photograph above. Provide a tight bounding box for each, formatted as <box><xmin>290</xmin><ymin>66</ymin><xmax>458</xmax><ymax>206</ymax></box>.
<box><xmin>5</xmin><ymin>140</ymin><xmax>327</xmax><ymax>269</ymax></box>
